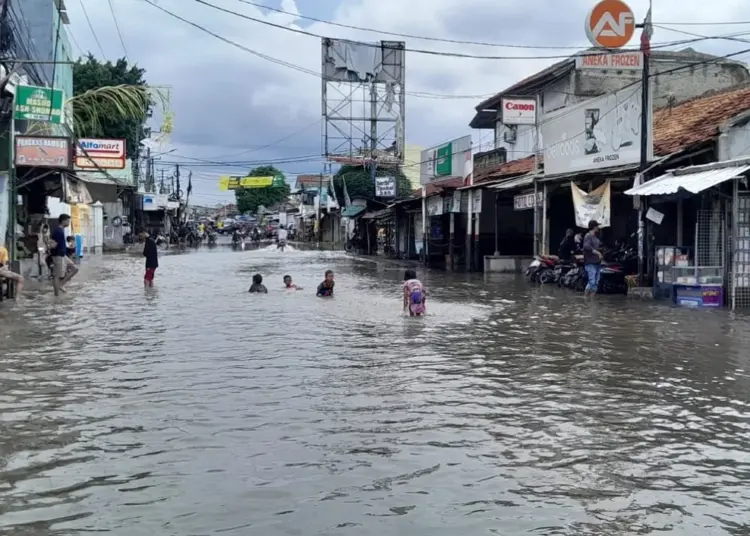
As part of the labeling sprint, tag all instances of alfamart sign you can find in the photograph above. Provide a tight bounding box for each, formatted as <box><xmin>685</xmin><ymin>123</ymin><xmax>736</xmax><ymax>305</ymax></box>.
<box><xmin>76</xmin><ymin>138</ymin><xmax>126</xmax><ymax>169</ymax></box>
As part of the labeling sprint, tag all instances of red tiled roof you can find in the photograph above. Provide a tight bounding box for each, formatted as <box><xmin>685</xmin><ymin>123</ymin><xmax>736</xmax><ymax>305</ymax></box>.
<box><xmin>474</xmin><ymin>155</ymin><xmax>536</xmax><ymax>184</ymax></box>
<box><xmin>653</xmin><ymin>84</ymin><xmax>750</xmax><ymax>155</ymax></box>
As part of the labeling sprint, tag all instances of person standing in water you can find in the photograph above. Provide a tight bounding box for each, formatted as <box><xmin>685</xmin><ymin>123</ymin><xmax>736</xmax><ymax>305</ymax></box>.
<box><xmin>142</xmin><ymin>230</ymin><xmax>159</xmax><ymax>287</ymax></box>
<box><xmin>403</xmin><ymin>269</ymin><xmax>426</xmax><ymax>316</ymax></box>
<box><xmin>316</xmin><ymin>270</ymin><xmax>334</xmax><ymax>297</ymax></box>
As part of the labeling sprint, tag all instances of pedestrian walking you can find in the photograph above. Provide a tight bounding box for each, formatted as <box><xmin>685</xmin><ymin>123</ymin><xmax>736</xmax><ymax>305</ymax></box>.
<box><xmin>50</xmin><ymin>214</ymin><xmax>78</xmax><ymax>295</ymax></box>
<box><xmin>583</xmin><ymin>220</ymin><xmax>603</xmax><ymax>298</ymax></box>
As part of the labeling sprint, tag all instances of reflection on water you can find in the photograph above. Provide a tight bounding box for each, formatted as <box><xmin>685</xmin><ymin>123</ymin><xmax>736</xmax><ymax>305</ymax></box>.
<box><xmin>2</xmin><ymin>248</ymin><xmax>750</xmax><ymax>535</ymax></box>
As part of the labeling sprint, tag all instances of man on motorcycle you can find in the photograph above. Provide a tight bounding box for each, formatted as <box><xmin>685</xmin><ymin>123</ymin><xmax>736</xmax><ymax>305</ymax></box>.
<box><xmin>277</xmin><ymin>224</ymin><xmax>288</xmax><ymax>250</ymax></box>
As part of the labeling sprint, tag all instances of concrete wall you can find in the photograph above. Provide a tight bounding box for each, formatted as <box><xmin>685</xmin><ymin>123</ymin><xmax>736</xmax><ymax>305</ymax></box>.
<box><xmin>725</xmin><ymin>121</ymin><xmax>750</xmax><ymax>161</ymax></box>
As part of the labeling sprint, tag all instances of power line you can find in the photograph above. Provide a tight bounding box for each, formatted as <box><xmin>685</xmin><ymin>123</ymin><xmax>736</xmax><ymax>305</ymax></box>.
<box><xmin>139</xmin><ymin>0</ymin><xmax>488</xmax><ymax>100</ymax></box>
<box><xmin>190</xmin><ymin>0</ymin><xmax>713</xmax><ymax>61</ymax></box>
<box><xmin>235</xmin><ymin>0</ymin><xmax>710</xmax><ymax>51</ymax></box>
<box><xmin>106</xmin><ymin>0</ymin><xmax>129</xmax><ymax>59</ymax></box>
<box><xmin>78</xmin><ymin>0</ymin><xmax>106</xmax><ymax>58</ymax></box>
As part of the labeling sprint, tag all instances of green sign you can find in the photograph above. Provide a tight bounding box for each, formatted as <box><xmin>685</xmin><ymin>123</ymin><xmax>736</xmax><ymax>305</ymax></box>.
<box><xmin>435</xmin><ymin>142</ymin><xmax>453</xmax><ymax>176</ymax></box>
<box><xmin>14</xmin><ymin>85</ymin><xmax>64</xmax><ymax>123</ymax></box>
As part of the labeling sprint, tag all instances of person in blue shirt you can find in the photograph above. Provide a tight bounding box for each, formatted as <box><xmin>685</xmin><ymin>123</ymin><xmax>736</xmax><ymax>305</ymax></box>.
<box><xmin>50</xmin><ymin>214</ymin><xmax>78</xmax><ymax>296</ymax></box>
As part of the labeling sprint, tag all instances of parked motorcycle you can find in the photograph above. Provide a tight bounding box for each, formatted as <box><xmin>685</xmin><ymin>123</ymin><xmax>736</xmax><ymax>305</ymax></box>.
<box><xmin>526</xmin><ymin>255</ymin><xmax>557</xmax><ymax>283</ymax></box>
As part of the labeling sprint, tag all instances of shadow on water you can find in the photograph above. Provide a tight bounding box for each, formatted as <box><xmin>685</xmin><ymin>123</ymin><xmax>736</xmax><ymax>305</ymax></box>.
<box><xmin>2</xmin><ymin>247</ymin><xmax>750</xmax><ymax>534</ymax></box>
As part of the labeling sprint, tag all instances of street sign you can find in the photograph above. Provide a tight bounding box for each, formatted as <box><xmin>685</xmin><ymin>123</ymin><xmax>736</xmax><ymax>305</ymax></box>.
<box><xmin>585</xmin><ymin>0</ymin><xmax>635</xmax><ymax>49</ymax></box>
<box><xmin>13</xmin><ymin>85</ymin><xmax>64</xmax><ymax>123</ymax></box>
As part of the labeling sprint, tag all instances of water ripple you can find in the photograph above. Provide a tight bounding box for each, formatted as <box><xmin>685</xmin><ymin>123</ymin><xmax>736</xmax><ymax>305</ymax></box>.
<box><xmin>1</xmin><ymin>248</ymin><xmax>750</xmax><ymax>534</ymax></box>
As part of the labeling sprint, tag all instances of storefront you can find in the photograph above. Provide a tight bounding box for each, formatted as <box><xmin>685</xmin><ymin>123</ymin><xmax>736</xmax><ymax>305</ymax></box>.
<box><xmin>625</xmin><ymin>158</ymin><xmax>750</xmax><ymax>309</ymax></box>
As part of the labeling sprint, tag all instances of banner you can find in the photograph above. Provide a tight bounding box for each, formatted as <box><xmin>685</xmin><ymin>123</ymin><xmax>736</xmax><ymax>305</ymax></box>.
<box><xmin>218</xmin><ymin>175</ymin><xmax>285</xmax><ymax>191</ymax></box>
<box><xmin>375</xmin><ymin>176</ymin><xmax>396</xmax><ymax>198</ymax></box>
<box><xmin>571</xmin><ymin>181</ymin><xmax>611</xmax><ymax>228</ymax></box>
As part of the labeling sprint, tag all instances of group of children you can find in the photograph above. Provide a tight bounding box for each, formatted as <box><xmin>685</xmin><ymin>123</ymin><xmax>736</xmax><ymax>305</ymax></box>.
<box><xmin>248</xmin><ymin>268</ymin><xmax>428</xmax><ymax>316</ymax></box>
<box><xmin>249</xmin><ymin>270</ymin><xmax>335</xmax><ymax>297</ymax></box>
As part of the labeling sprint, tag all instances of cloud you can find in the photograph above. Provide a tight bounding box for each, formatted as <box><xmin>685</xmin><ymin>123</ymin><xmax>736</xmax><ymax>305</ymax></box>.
<box><xmin>64</xmin><ymin>0</ymin><xmax>750</xmax><ymax>204</ymax></box>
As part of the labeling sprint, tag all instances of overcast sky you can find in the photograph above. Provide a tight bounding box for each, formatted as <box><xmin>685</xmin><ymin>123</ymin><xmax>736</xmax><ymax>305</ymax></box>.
<box><xmin>63</xmin><ymin>0</ymin><xmax>750</xmax><ymax>205</ymax></box>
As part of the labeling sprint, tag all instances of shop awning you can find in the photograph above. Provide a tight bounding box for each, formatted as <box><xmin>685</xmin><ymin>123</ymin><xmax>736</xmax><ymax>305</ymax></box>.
<box><xmin>489</xmin><ymin>173</ymin><xmax>537</xmax><ymax>191</ymax></box>
<box><xmin>341</xmin><ymin>205</ymin><xmax>366</xmax><ymax>218</ymax></box>
<box><xmin>362</xmin><ymin>208</ymin><xmax>392</xmax><ymax>220</ymax></box>
<box><xmin>625</xmin><ymin>163</ymin><xmax>750</xmax><ymax>196</ymax></box>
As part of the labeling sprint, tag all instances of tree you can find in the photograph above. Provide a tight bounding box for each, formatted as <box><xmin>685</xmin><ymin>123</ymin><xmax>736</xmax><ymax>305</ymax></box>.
<box><xmin>72</xmin><ymin>55</ymin><xmax>151</xmax><ymax>157</ymax></box>
<box><xmin>235</xmin><ymin>166</ymin><xmax>291</xmax><ymax>215</ymax></box>
<box><xmin>332</xmin><ymin>164</ymin><xmax>412</xmax><ymax>202</ymax></box>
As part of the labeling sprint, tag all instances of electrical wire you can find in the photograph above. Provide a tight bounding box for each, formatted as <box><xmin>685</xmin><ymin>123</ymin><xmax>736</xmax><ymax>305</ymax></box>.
<box><xmin>78</xmin><ymin>0</ymin><xmax>106</xmax><ymax>58</ymax></box>
<box><xmin>107</xmin><ymin>0</ymin><xmax>129</xmax><ymax>59</ymax></box>
<box><xmin>190</xmin><ymin>0</ymin><xmax>717</xmax><ymax>61</ymax></box>
<box><xmin>235</xmin><ymin>0</ymin><xmax>745</xmax><ymax>52</ymax></box>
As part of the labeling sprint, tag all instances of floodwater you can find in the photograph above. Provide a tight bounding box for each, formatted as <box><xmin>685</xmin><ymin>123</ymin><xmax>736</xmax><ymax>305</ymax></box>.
<box><xmin>2</xmin><ymin>246</ymin><xmax>750</xmax><ymax>535</ymax></box>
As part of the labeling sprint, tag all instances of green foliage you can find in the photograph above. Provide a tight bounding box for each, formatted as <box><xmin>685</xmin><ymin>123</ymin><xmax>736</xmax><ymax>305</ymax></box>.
<box><xmin>332</xmin><ymin>165</ymin><xmax>412</xmax><ymax>201</ymax></box>
<box><xmin>235</xmin><ymin>166</ymin><xmax>291</xmax><ymax>214</ymax></box>
<box><xmin>72</xmin><ymin>55</ymin><xmax>151</xmax><ymax>157</ymax></box>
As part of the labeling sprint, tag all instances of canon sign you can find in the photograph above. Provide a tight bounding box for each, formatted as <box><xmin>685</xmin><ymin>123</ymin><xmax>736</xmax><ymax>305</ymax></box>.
<box><xmin>501</xmin><ymin>98</ymin><xmax>537</xmax><ymax>125</ymax></box>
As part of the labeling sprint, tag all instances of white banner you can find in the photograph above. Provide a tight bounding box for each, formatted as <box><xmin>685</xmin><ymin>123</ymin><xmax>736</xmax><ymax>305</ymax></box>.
<box><xmin>514</xmin><ymin>190</ymin><xmax>543</xmax><ymax>211</ymax></box>
<box><xmin>571</xmin><ymin>181</ymin><xmax>611</xmax><ymax>228</ymax></box>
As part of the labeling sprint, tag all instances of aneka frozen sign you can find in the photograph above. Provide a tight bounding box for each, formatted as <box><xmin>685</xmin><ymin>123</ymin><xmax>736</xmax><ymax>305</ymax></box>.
<box><xmin>75</xmin><ymin>138</ymin><xmax>126</xmax><ymax>169</ymax></box>
<box><xmin>541</xmin><ymin>84</ymin><xmax>652</xmax><ymax>176</ymax></box>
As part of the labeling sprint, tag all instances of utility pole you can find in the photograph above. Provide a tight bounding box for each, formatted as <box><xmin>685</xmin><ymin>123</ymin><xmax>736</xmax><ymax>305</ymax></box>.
<box><xmin>317</xmin><ymin>172</ymin><xmax>323</xmax><ymax>243</ymax></box>
<box><xmin>160</xmin><ymin>169</ymin><xmax>165</xmax><ymax>194</ymax></box>
<box><xmin>637</xmin><ymin>4</ymin><xmax>652</xmax><ymax>286</ymax></box>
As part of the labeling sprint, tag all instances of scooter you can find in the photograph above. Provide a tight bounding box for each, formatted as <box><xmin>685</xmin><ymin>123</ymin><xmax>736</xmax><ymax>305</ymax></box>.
<box><xmin>277</xmin><ymin>239</ymin><xmax>286</xmax><ymax>252</ymax></box>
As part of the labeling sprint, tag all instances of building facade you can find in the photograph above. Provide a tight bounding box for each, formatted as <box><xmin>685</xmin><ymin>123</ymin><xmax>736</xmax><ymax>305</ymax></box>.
<box><xmin>11</xmin><ymin>0</ymin><xmax>74</xmax><ymax>98</ymax></box>
<box><xmin>471</xmin><ymin>49</ymin><xmax>750</xmax><ymax>171</ymax></box>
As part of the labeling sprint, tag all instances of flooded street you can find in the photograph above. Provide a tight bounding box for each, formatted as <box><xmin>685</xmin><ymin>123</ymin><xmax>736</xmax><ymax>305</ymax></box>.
<box><xmin>3</xmin><ymin>246</ymin><xmax>750</xmax><ymax>535</ymax></box>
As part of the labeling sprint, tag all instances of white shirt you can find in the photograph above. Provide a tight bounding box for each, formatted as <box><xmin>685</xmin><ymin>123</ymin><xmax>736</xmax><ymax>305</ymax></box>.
<box><xmin>277</xmin><ymin>229</ymin><xmax>288</xmax><ymax>241</ymax></box>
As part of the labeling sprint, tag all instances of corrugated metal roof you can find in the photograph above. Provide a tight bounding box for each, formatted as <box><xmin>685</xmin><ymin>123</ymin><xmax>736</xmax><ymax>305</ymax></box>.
<box><xmin>489</xmin><ymin>173</ymin><xmax>536</xmax><ymax>191</ymax></box>
<box><xmin>341</xmin><ymin>205</ymin><xmax>366</xmax><ymax>218</ymax></box>
<box><xmin>625</xmin><ymin>165</ymin><xmax>750</xmax><ymax>196</ymax></box>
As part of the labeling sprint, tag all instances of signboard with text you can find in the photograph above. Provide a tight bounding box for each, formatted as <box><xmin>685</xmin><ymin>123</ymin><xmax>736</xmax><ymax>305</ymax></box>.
<box><xmin>585</xmin><ymin>0</ymin><xmax>635</xmax><ymax>49</ymax></box>
<box><xmin>218</xmin><ymin>175</ymin><xmax>285</xmax><ymax>191</ymax></box>
<box><xmin>541</xmin><ymin>84</ymin><xmax>652</xmax><ymax>176</ymax></box>
<box><xmin>76</xmin><ymin>138</ymin><xmax>126</xmax><ymax>169</ymax></box>
<box><xmin>576</xmin><ymin>51</ymin><xmax>643</xmax><ymax>71</ymax></box>
<box><xmin>14</xmin><ymin>136</ymin><xmax>71</xmax><ymax>168</ymax></box>
<box><xmin>14</xmin><ymin>85</ymin><xmax>64</xmax><ymax>123</ymax></box>
<box><xmin>375</xmin><ymin>176</ymin><xmax>396</xmax><ymax>198</ymax></box>
<box><xmin>513</xmin><ymin>190</ymin><xmax>543</xmax><ymax>211</ymax></box>
<box><xmin>501</xmin><ymin>98</ymin><xmax>537</xmax><ymax>125</ymax></box>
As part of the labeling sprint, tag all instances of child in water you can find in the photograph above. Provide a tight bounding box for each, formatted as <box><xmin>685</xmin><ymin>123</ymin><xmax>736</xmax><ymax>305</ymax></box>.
<box><xmin>283</xmin><ymin>275</ymin><xmax>302</xmax><ymax>290</ymax></box>
<box><xmin>403</xmin><ymin>269</ymin><xmax>426</xmax><ymax>316</ymax></box>
<box><xmin>316</xmin><ymin>270</ymin><xmax>334</xmax><ymax>297</ymax></box>
<box><xmin>249</xmin><ymin>274</ymin><xmax>268</xmax><ymax>293</ymax></box>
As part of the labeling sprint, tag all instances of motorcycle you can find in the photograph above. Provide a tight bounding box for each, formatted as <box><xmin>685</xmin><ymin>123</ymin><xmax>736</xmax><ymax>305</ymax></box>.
<box><xmin>277</xmin><ymin>239</ymin><xmax>286</xmax><ymax>252</ymax></box>
<box><xmin>526</xmin><ymin>255</ymin><xmax>557</xmax><ymax>283</ymax></box>
<box><xmin>207</xmin><ymin>231</ymin><xmax>218</xmax><ymax>245</ymax></box>
<box><xmin>155</xmin><ymin>234</ymin><xmax>169</xmax><ymax>249</ymax></box>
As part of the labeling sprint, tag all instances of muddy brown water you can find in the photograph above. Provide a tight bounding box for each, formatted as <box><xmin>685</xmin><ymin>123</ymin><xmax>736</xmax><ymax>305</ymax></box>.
<box><xmin>1</xmin><ymin>245</ymin><xmax>750</xmax><ymax>535</ymax></box>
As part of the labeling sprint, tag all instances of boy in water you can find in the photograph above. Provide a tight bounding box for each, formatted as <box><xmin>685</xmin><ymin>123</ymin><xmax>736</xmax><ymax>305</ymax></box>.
<box><xmin>249</xmin><ymin>274</ymin><xmax>268</xmax><ymax>293</ymax></box>
<box><xmin>283</xmin><ymin>275</ymin><xmax>302</xmax><ymax>290</ymax></box>
<box><xmin>316</xmin><ymin>270</ymin><xmax>334</xmax><ymax>297</ymax></box>
<box><xmin>403</xmin><ymin>269</ymin><xmax>426</xmax><ymax>316</ymax></box>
